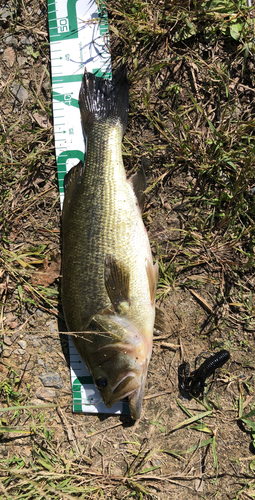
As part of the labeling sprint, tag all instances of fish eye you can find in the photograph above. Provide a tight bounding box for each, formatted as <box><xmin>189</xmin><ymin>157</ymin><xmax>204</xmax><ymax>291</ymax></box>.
<box><xmin>96</xmin><ymin>377</ymin><xmax>108</xmax><ymax>388</ymax></box>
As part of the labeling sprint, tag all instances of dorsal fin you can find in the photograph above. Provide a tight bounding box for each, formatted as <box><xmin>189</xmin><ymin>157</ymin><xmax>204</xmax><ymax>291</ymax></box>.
<box><xmin>129</xmin><ymin>159</ymin><xmax>148</xmax><ymax>211</ymax></box>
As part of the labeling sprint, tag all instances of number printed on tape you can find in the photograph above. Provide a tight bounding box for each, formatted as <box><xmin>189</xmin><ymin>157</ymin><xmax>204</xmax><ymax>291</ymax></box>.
<box><xmin>57</xmin><ymin>17</ymin><xmax>69</xmax><ymax>33</ymax></box>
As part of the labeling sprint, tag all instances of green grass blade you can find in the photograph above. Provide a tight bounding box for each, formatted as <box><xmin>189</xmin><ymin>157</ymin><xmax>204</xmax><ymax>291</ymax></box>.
<box><xmin>186</xmin><ymin>437</ymin><xmax>213</xmax><ymax>454</ymax></box>
<box><xmin>0</xmin><ymin>404</ymin><xmax>56</xmax><ymax>412</ymax></box>
<box><xmin>169</xmin><ymin>410</ymin><xmax>213</xmax><ymax>433</ymax></box>
<box><xmin>176</xmin><ymin>399</ymin><xmax>193</xmax><ymax>418</ymax></box>
<box><xmin>212</xmin><ymin>435</ymin><xmax>218</xmax><ymax>474</ymax></box>
<box><xmin>0</xmin><ymin>426</ymin><xmax>31</xmax><ymax>434</ymax></box>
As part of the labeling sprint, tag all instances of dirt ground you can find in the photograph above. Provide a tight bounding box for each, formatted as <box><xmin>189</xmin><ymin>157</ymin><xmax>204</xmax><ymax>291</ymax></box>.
<box><xmin>1</xmin><ymin>0</ymin><xmax>255</xmax><ymax>499</ymax></box>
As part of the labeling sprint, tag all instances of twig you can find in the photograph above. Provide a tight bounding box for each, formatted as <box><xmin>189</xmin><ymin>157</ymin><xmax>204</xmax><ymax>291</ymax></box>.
<box><xmin>144</xmin><ymin>390</ymin><xmax>173</xmax><ymax>400</ymax></box>
<box><xmin>85</xmin><ymin>421</ymin><xmax>123</xmax><ymax>438</ymax></box>
<box><xmin>160</xmin><ymin>342</ymin><xmax>179</xmax><ymax>350</ymax></box>
<box><xmin>57</xmin><ymin>407</ymin><xmax>75</xmax><ymax>444</ymax></box>
<box><xmin>36</xmin><ymin>67</ymin><xmax>46</xmax><ymax>96</ymax></box>
<box><xmin>17</xmin><ymin>354</ymin><xmax>31</xmax><ymax>391</ymax></box>
<box><xmin>188</xmin><ymin>289</ymin><xmax>214</xmax><ymax>314</ymax></box>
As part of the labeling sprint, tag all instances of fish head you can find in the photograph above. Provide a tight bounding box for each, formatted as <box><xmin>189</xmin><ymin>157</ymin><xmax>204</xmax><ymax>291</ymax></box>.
<box><xmin>87</xmin><ymin>314</ymin><xmax>152</xmax><ymax>419</ymax></box>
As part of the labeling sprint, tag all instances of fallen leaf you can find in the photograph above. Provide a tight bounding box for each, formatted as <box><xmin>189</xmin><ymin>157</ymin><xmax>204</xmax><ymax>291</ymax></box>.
<box><xmin>194</xmin><ymin>479</ymin><xmax>204</xmax><ymax>492</ymax></box>
<box><xmin>3</xmin><ymin>47</ymin><xmax>15</xmax><ymax>67</ymax></box>
<box><xmin>31</xmin><ymin>252</ymin><xmax>61</xmax><ymax>286</ymax></box>
<box><xmin>8</xmin><ymin>321</ymin><xmax>19</xmax><ymax>329</ymax></box>
<box><xmin>33</xmin><ymin>112</ymin><xmax>51</xmax><ymax>128</ymax></box>
<box><xmin>4</xmin><ymin>313</ymin><xmax>16</xmax><ymax>324</ymax></box>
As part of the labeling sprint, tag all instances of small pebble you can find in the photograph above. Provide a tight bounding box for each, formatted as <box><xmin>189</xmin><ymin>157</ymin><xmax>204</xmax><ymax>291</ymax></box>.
<box><xmin>36</xmin><ymin>309</ymin><xmax>44</xmax><ymax>317</ymax></box>
<box><xmin>9</xmin><ymin>321</ymin><xmax>19</xmax><ymax>329</ymax></box>
<box><xmin>2</xmin><ymin>348</ymin><xmax>11</xmax><ymax>358</ymax></box>
<box><xmin>18</xmin><ymin>340</ymin><xmax>27</xmax><ymax>349</ymax></box>
<box><xmin>0</xmin><ymin>8</ymin><xmax>11</xmax><ymax>19</ymax></box>
<box><xmin>20</xmin><ymin>361</ymin><xmax>34</xmax><ymax>371</ymax></box>
<box><xmin>13</xmin><ymin>348</ymin><xmax>26</xmax><ymax>356</ymax></box>
<box><xmin>3</xmin><ymin>335</ymin><xmax>12</xmax><ymax>346</ymax></box>
<box><xmin>42</xmin><ymin>80</ymin><xmax>51</xmax><ymax>92</ymax></box>
<box><xmin>36</xmin><ymin>388</ymin><xmax>56</xmax><ymax>402</ymax></box>
<box><xmin>38</xmin><ymin>359</ymin><xmax>44</xmax><ymax>366</ymax></box>
<box><xmin>39</xmin><ymin>372</ymin><xmax>63</xmax><ymax>389</ymax></box>
<box><xmin>20</xmin><ymin>36</ymin><xmax>28</xmax><ymax>45</ymax></box>
<box><xmin>10</xmin><ymin>333</ymin><xmax>19</xmax><ymax>343</ymax></box>
<box><xmin>22</xmin><ymin>446</ymin><xmax>31</xmax><ymax>457</ymax></box>
<box><xmin>11</xmin><ymin>82</ymin><xmax>29</xmax><ymax>102</ymax></box>
<box><xmin>46</xmin><ymin>321</ymin><xmax>58</xmax><ymax>333</ymax></box>
<box><xmin>17</xmin><ymin>56</ymin><xmax>27</xmax><ymax>67</ymax></box>
<box><xmin>33</xmin><ymin>339</ymin><xmax>40</xmax><ymax>347</ymax></box>
<box><xmin>3</xmin><ymin>34</ymin><xmax>14</xmax><ymax>45</ymax></box>
<box><xmin>154</xmin><ymin>460</ymin><xmax>162</xmax><ymax>466</ymax></box>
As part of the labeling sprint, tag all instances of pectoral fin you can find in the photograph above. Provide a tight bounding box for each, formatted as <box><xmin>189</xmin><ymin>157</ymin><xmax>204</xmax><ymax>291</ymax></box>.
<box><xmin>146</xmin><ymin>259</ymin><xmax>158</xmax><ymax>305</ymax></box>
<box><xmin>104</xmin><ymin>255</ymin><xmax>130</xmax><ymax>313</ymax></box>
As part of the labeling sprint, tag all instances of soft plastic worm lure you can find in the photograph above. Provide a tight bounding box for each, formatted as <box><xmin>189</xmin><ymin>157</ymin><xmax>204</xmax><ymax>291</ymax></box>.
<box><xmin>178</xmin><ymin>350</ymin><xmax>230</xmax><ymax>398</ymax></box>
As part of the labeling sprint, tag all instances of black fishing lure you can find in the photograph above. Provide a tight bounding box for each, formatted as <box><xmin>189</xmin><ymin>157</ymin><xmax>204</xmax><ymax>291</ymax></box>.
<box><xmin>178</xmin><ymin>350</ymin><xmax>230</xmax><ymax>399</ymax></box>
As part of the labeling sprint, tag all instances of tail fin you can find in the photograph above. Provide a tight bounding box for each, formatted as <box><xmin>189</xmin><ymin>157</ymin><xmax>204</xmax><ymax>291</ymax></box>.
<box><xmin>79</xmin><ymin>68</ymin><xmax>129</xmax><ymax>136</ymax></box>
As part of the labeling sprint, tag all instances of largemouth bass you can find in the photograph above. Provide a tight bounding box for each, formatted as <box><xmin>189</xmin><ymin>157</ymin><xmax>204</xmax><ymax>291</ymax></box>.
<box><xmin>62</xmin><ymin>69</ymin><xmax>158</xmax><ymax>419</ymax></box>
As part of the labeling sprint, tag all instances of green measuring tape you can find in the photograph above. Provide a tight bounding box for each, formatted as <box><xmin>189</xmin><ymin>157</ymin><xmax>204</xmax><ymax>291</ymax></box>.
<box><xmin>47</xmin><ymin>0</ymin><xmax>111</xmax><ymax>206</ymax></box>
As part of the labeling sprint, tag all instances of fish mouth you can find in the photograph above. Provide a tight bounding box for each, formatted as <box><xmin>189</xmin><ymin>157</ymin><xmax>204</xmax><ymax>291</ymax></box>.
<box><xmin>104</xmin><ymin>367</ymin><xmax>148</xmax><ymax>420</ymax></box>
<box><xmin>128</xmin><ymin>378</ymin><xmax>146</xmax><ymax>420</ymax></box>
<box><xmin>104</xmin><ymin>371</ymin><xmax>140</xmax><ymax>407</ymax></box>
